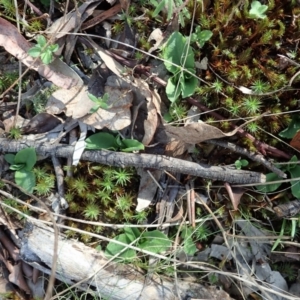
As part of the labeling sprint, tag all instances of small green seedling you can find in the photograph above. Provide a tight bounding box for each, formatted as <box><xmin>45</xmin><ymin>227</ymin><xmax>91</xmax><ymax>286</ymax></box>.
<box><xmin>191</xmin><ymin>26</ymin><xmax>213</xmax><ymax>48</ymax></box>
<box><xmin>88</xmin><ymin>93</ymin><xmax>110</xmax><ymax>113</ymax></box>
<box><xmin>4</xmin><ymin>148</ymin><xmax>37</xmax><ymax>193</ymax></box>
<box><xmin>162</xmin><ymin>31</ymin><xmax>198</xmax><ymax>103</ymax></box>
<box><xmin>256</xmin><ymin>155</ymin><xmax>300</xmax><ymax>198</ymax></box>
<box><xmin>28</xmin><ymin>35</ymin><xmax>59</xmax><ymax>65</ymax></box>
<box><xmin>105</xmin><ymin>227</ymin><xmax>171</xmax><ymax>262</ymax></box>
<box><xmin>248</xmin><ymin>1</ymin><xmax>268</xmax><ymax>19</ymax></box>
<box><xmin>235</xmin><ymin>159</ymin><xmax>249</xmax><ymax>169</ymax></box>
<box><xmin>85</xmin><ymin>132</ymin><xmax>144</xmax><ymax>152</ymax></box>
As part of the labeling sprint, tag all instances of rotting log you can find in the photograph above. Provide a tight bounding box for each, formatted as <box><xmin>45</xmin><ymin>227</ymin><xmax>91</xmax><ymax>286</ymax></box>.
<box><xmin>19</xmin><ymin>222</ymin><xmax>233</xmax><ymax>300</ymax></box>
<box><xmin>0</xmin><ymin>138</ymin><xmax>265</xmax><ymax>184</ymax></box>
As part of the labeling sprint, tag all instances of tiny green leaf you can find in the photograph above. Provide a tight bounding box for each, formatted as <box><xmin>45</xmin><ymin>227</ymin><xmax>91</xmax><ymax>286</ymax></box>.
<box><xmin>288</xmin><ymin>166</ymin><xmax>300</xmax><ymax>198</ymax></box>
<box><xmin>36</xmin><ymin>35</ymin><xmax>47</xmax><ymax>47</ymax></box>
<box><xmin>183</xmin><ymin>237</ymin><xmax>197</xmax><ymax>255</ymax></box>
<box><xmin>249</xmin><ymin>1</ymin><xmax>268</xmax><ymax>19</ymax></box>
<box><xmin>28</xmin><ymin>47</ymin><xmax>42</xmax><ymax>57</ymax></box>
<box><xmin>120</xmin><ymin>139</ymin><xmax>145</xmax><ymax>152</ymax></box>
<box><xmin>85</xmin><ymin>132</ymin><xmax>118</xmax><ymax>150</ymax></box>
<box><xmin>139</xmin><ymin>230</ymin><xmax>171</xmax><ymax>254</ymax></box>
<box><xmin>15</xmin><ymin>170</ymin><xmax>36</xmax><ymax>193</ymax></box>
<box><xmin>256</xmin><ymin>172</ymin><xmax>282</xmax><ymax>193</ymax></box>
<box><xmin>279</xmin><ymin>115</ymin><xmax>300</xmax><ymax>139</ymax></box>
<box><xmin>105</xmin><ymin>233</ymin><xmax>136</xmax><ymax>262</ymax></box>
<box><xmin>40</xmin><ymin>50</ymin><xmax>53</xmax><ymax>64</ymax></box>
<box><xmin>14</xmin><ymin>148</ymin><xmax>37</xmax><ymax>171</ymax></box>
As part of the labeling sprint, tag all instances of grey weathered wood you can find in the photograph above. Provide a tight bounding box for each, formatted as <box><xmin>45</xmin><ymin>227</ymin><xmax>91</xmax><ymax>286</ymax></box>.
<box><xmin>0</xmin><ymin>138</ymin><xmax>265</xmax><ymax>184</ymax></box>
<box><xmin>19</xmin><ymin>222</ymin><xmax>232</xmax><ymax>300</ymax></box>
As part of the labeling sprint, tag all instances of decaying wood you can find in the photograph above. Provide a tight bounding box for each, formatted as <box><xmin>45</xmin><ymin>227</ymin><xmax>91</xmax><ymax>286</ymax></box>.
<box><xmin>19</xmin><ymin>222</ymin><xmax>233</xmax><ymax>300</ymax></box>
<box><xmin>0</xmin><ymin>138</ymin><xmax>266</xmax><ymax>184</ymax></box>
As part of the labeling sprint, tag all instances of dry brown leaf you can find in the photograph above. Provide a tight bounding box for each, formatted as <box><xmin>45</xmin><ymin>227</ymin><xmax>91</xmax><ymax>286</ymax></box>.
<box><xmin>165</xmin><ymin>122</ymin><xmax>240</xmax><ymax>144</ymax></box>
<box><xmin>46</xmin><ymin>85</ymin><xmax>133</xmax><ymax>130</ymax></box>
<box><xmin>224</xmin><ymin>183</ymin><xmax>245</xmax><ymax>211</ymax></box>
<box><xmin>46</xmin><ymin>0</ymin><xmax>101</xmax><ymax>39</ymax></box>
<box><xmin>0</xmin><ymin>17</ymin><xmax>81</xmax><ymax>89</ymax></box>
<box><xmin>133</xmin><ymin>78</ymin><xmax>158</xmax><ymax>145</ymax></box>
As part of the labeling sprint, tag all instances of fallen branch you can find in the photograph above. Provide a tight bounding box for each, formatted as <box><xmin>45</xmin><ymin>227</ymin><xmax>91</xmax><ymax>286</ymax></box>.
<box><xmin>0</xmin><ymin>138</ymin><xmax>265</xmax><ymax>184</ymax></box>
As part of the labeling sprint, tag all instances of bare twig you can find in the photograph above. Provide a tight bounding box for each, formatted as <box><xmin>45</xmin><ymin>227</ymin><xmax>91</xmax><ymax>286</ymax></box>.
<box><xmin>206</xmin><ymin>139</ymin><xmax>286</xmax><ymax>178</ymax></box>
<box><xmin>0</xmin><ymin>138</ymin><xmax>265</xmax><ymax>184</ymax></box>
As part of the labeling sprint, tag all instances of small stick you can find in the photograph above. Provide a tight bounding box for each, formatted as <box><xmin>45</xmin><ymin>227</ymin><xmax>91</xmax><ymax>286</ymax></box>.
<box><xmin>206</xmin><ymin>139</ymin><xmax>286</xmax><ymax>178</ymax></box>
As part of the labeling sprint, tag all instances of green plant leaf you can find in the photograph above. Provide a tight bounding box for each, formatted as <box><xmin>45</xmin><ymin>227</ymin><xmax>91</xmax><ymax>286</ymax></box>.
<box><xmin>89</xmin><ymin>105</ymin><xmax>101</xmax><ymax>113</ymax></box>
<box><xmin>286</xmin><ymin>155</ymin><xmax>298</xmax><ymax>171</ymax></box>
<box><xmin>163</xmin><ymin>32</ymin><xmax>194</xmax><ymax>73</ymax></box>
<box><xmin>183</xmin><ymin>237</ymin><xmax>197</xmax><ymax>255</ymax></box>
<box><xmin>15</xmin><ymin>170</ymin><xmax>36</xmax><ymax>193</ymax></box>
<box><xmin>40</xmin><ymin>50</ymin><xmax>53</xmax><ymax>64</ymax></box>
<box><xmin>249</xmin><ymin>1</ymin><xmax>268</xmax><ymax>19</ymax></box>
<box><xmin>288</xmin><ymin>165</ymin><xmax>300</xmax><ymax>198</ymax></box>
<box><xmin>10</xmin><ymin>164</ymin><xmax>25</xmax><ymax>171</ymax></box>
<box><xmin>191</xmin><ymin>27</ymin><xmax>213</xmax><ymax>48</ymax></box>
<box><xmin>14</xmin><ymin>148</ymin><xmax>37</xmax><ymax>171</ymax></box>
<box><xmin>85</xmin><ymin>132</ymin><xmax>119</xmax><ymax>150</ymax></box>
<box><xmin>139</xmin><ymin>230</ymin><xmax>171</xmax><ymax>254</ymax></box>
<box><xmin>48</xmin><ymin>44</ymin><xmax>59</xmax><ymax>52</ymax></box>
<box><xmin>120</xmin><ymin>139</ymin><xmax>145</xmax><ymax>152</ymax></box>
<box><xmin>4</xmin><ymin>154</ymin><xmax>15</xmax><ymax>165</ymax></box>
<box><xmin>105</xmin><ymin>233</ymin><xmax>136</xmax><ymax>262</ymax></box>
<box><xmin>36</xmin><ymin>35</ymin><xmax>47</xmax><ymax>47</ymax></box>
<box><xmin>256</xmin><ymin>172</ymin><xmax>282</xmax><ymax>193</ymax></box>
<box><xmin>124</xmin><ymin>227</ymin><xmax>141</xmax><ymax>241</ymax></box>
<box><xmin>235</xmin><ymin>160</ymin><xmax>242</xmax><ymax>169</ymax></box>
<box><xmin>279</xmin><ymin>115</ymin><xmax>300</xmax><ymax>139</ymax></box>
<box><xmin>28</xmin><ymin>47</ymin><xmax>42</xmax><ymax>57</ymax></box>
<box><xmin>166</xmin><ymin>75</ymin><xmax>182</xmax><ymax>103</ymax></box>
<box><xmin>180</xmin><ymin>72</ymin><xmax>198</xmax><ymax>98</ymax></box>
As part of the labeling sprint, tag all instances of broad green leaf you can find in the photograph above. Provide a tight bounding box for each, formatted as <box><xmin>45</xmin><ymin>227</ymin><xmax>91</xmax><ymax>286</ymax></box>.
<box><xmin>288</xmin><ymin>165</ymin><xmax>300</xmax><ymax>198</ymax></box>
<box><xmin>249</xmin><ymin>1</ymin><xmax>268</xmax><ymax>19</ymax></box>
<box><xmin>235</xmin><ymin>160</ymin><xmax>242</xmax><ymax>169</ymax></box>
<box><xmin>4</xmin><ymin>154</ymin><xmax>15</xmax><ymax>165</ymax></box>
<box><xmin>105</xmin><ymin>233</ymin><xmax>136</xmax><ymax>262</ymax></box>
<box><xmin>163</xmin><ymin>32</ymin><xmax>194</xmax><ymax>73</ymax></box>
<box><xmin>256</xmin><ymin>172</ymin><xmax>282</xmax><ymax>193</ymax></box>
<box><xmin>28</xmin><ymin>47</ymin><xmax>42</xmax><ymax>57</ymax></box>
<box><xmin>180</xmin><ymin>72</ymin><xmax>198</xmax><ymax>98</ymax></box>
<box><xmin>15</xmin><ymin>170</ymin><xmax>36</xmax><ymax>193</ymax></box>
<box><xmin>124</xmin><ymin>227</ymin><xmax>141</xmax><ymax>241</ymax></box>
<box><xmin>183</xmin><ymin>237</ymin><xmax>197</xmax><ymax>255</ymax></box>
<box><xmin>85</xmin><ymin>132</ymin><xmax>118</xmax><ymax>150</ymax></box>
<box><xmin>286</xmin><ymin>155</ymin><xmax>298</xmax><ymax>171</ymax></box>
<box><xmin>279</xmin><ymin>115</ymin><xmax>300</xmax><ymax>139</ymax></box>
<box><xmin>40</xmin><ymin>51</ymin><xmax>52</xmax><ymax>64</ymax></box>
<box><xmin>166</xmin><ymin>76</ymin><xmax>182</xmax><ymax>103</ymax></box>
<box><xmin>36</xmin><ymin>35</ymin><xmax>47</xmax><ymax>47</ymax></box>
<box><xmin>121</xmin><ymin>139</ymin><xmax>145</xmax><ymax>152</ymax></box>
<box><xmin>14</xmin><ymin>148</ymin><xmax>36</xmax><ymax>171</ymax></box>
<box><xmin>139</xmin><ymin>230</ymin><xmax>171</xmax><ymax>254</ymax></box>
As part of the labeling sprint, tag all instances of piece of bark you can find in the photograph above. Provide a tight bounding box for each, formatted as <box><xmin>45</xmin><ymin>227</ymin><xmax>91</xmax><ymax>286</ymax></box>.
<box><xmin>0</xmin><ymin>138</ymin><xmax>265</xmax><ymax>184</ymax></box>
<box><xmin>19</xmin><ymin>222</ymin><xmax>233</xmax><ymax>300</ymax></box>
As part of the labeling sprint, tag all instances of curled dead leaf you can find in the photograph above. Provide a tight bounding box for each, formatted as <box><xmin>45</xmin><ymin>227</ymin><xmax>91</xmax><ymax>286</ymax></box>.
<box><xmin>165</xmin><ymin>122</ymin><xmax>240</xmax><ymax>144</ymax></box>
